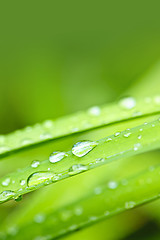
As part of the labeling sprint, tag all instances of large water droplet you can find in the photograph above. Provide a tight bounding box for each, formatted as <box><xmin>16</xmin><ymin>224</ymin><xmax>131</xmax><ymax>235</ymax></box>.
<box><xmin>119</xmin><ymin>97</ymin><xmax>136</xmax><ymax>110</ymax></box>
<box><xmin>49</xmin><ymin>151</ymin><xmax>68</xmax><ymax>163</ymax></box>
<box><xmin>0</xmin><ymin>190</ymin><xmax>15</xmax><ymax>203</ymax></box>
<box><xmin>72</xmin><ymin>140</ymin><xmax>98</xmax><ymax>157</ymax></box>
<box><xmin>68</xmin><ymin>164</ymin><xmax>88</xmax><ymax>175</ymax></box>
<box><xmin>27</xmin><ymin>172</ymin><xmax>55</xmax><ymax>188</ymax></box>
<box><xmin>2</xmin><ymin>177</ymin><xmax>11</xmax><ymax>187</ymax></box>
<box><xmin>31</xmin><ymin>160</ymin><xmax>40</xmax><ymax>168</ymax></box>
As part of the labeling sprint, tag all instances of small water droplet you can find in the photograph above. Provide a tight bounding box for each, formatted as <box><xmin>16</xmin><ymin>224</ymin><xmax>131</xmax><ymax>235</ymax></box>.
<box><xmin>21</xmin><ymin>139</ymin><xmax>33</xmax><ymax>146</ymax></box>
<box><xmin>89</xmin><ymin>216</ymin><xmax>97</xmax><ymax>221</ymax></box>
<box><xmin>0</xmin><ymin>190</ymin><xmax>15</xmax><ymax>203</ymax></box>
<box><xmin>104</xmin><ymin>211</ymin><xmax>110</xmax><ymax>216</ymax></box>
<box><xmin>88</xmin><ymin>106</ymin><xmax>101</xmax><ymax>116</ymax></box>
<box><xmin>74</xmin><ymin>206</ymin><xmax>83</xmax><ymax>216</ymax></box>
<box><xmin>119</xmin><ymin>97</ymin><xmax>136</xmax><ymax>110</ymax></box>
<box><xmin>72</xmin><ymin>140</ymin><xmax>98</xmax><ymax>157</ymax></box>
<box><xmin>123</xmin><ymin>132</ymin><xmax>131</xmax><ymax>138</ymax></box>
<box><xmin>114</xmin><ymin>132</ymin><xmax>120</xmax><ymax>137</ymax></box>
<box><xmin>154</xmin><ymin>96</ymin><xmax>160</xmax><ymax>105</ymax></box>
<box><xmin>31</xmin><ymin>160</ymin><xmax>40</xmax><ymax>168</ymax></box>
<box><xmin>34</xmin><ymin>214</ymin><xmax>46</xmax><ymax>223</ymax></box>
<box><xmin>68</xmin><ymin>164</ymin><xmax>88</xmax><ymax>175</ymax></box>
<box><xmin>20</xmin><ymin>180</ymin><xmax>26</xmax><ymax>186</ymax></box>
<box><xmin>94</xmin><ymin>187</ymin><xmax>102</xmax><ymax>195</ymax></box>
<box><xmin>106</xmin><ymin>137</ymin><xmax>112</xmax><ymax>142</ymax></box>
<box><xmin>2</xmin><ymin>177</ymin><xmax>11</xmax><ymax>187</ymax></box>
<box><xmin>134</xmin><ymin>143</ymin><xmax>141</xmax><ymax>151</ymax></box>
<box><xmin>49</xmin><ymin>151</ymin><xmax>68</xmax><ymax>163</ymax></box>
<box><xmin>43</xmin><ymin>120</ymin><xmax>54</xmax><ymax>128</ymax></box>
<box><xmin>108</xmin><ymin>181</ymin><xmax>118</xmax><ymax>189</ymax></box>
<box><xmin>138</xmin><ymin>135</ymin><xmax>142</xmax><ymax>140</ymax></box>
<box><xmin>125</xmin><ymin>201</ymin><xmax>136</xmax><ymax>209</ymax></box>
<box><xmin>40</xmin><ymin>133</ymin><xmax>52</xmax><ymax>140</ymax></box>
<box><xmin>27</xmin><ymin>172</ymin><xmax>55</xmax><ymax>188</ymax></box>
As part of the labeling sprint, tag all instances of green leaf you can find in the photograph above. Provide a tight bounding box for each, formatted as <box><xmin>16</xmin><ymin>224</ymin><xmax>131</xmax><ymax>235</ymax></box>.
<box><xmin>0</xmin><ymin>116</ymin><xmax>160</xmax><ymax>204</ymax></box>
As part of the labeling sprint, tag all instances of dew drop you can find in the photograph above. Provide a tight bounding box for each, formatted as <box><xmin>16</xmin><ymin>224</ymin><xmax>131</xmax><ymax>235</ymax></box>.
<box><xmin>94</xmin><ymin>187</ymin><xmax>102</xmax><ymax>195</ymax></box>
<box><xmin>0</xmin><ymin>190</ymin><xmax>15</xmax><ymax>203</ymax></box>
<box><xmin>68</xmin><ymin>164</ymin><xmax>88</xmax><ymax>175</ymax></box>
<box><xmin>40</xmin><ymin>133</ymin><xmax>52</xmax><ymax>140</ymax></box>
<box><xmin>49</xmin><ymin>151</ymin><xmax>68</xmax><ymax>163</ymax></box>
<box><xmin>72</xmin><ymin>140</ymin><xmax>98</xmax><ymax>157</ymax></box>
<box><xmin>88</xmin><ymin>106</ymin><xmax>101</xmax><ymax>116</ymax></box>
<box><xmin>108</xmin><ymin>181</ymin><xmax>118</xmax><ymax>189</ymax></box>
<box><xmin>154</xmin><ymin>95</ymin><xmax>160</xmax><ymax>105</ymax></box>
<box><xmin>20</xmin><ymin>180</ymin><xmax>26</xmax><ymax>186</ymax></box>
<box><xmin>123</xmin><ymin>132</ymin><xmax>131</xmax><ymax>138</ymax></box>
<box><xmin>31</xmin><ymin>160</ymin><xmax>40</xmax><ymax>168</ymax></box>
<box><xmin>21</xmin><ymin>138</ymin><xmax>33</xmax><ymax>146</ymax></box>
<box><xmin>119</xmin><ymin>97</ymin><xmax>136</xmax><ymax>110</ymax></box>
<box><xmin>2</xmin><ymin>177</ymin><xmax>11</xmax><ymax>187</ymax></box>
<box><xmin>27</xmin><ymin>172</ymin><xmax>55</xmax><ymax>188</ymax></box>
<box><xmin>138</xmin><ymin>135</ymin><xmax>142</xmax><ymax>140</ymax></box>
<box><xmin>34</xmin><ymin>214</ymin><xmax>46</xmax><ymax>223</ymax></box>
<box><xmin>74</xmin><ymin>206</ymin><xmax>83</xmax><ymax>216</ymax></box>
<box><xmin>125</xmin><ymin>201</ymin><xmax>136</xmax><ymax>209</ymax></box>
<box><xmin>43</xmin><ymin>120</ymin><xmax>54</xmax><ymax>128</ymax></box>
<box><xmin>114</xmin><ymin>132</ymin><xmax>120</xmax><ymax>137</ymax></box>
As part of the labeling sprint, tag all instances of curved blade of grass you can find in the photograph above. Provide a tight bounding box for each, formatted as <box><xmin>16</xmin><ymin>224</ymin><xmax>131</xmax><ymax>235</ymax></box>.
<box><xmin>3</xmin><ymin>159</ymin><xmax>160</xmax><ymax>240</ymax></box>
<box><xmin>0</xmin><ymin>95</ymin><xmax>160</xmax><ymax>158</ymax></box>
<box><xmin>0</xmin><ymin>117</ymin><xmax>160</xmax><ymax>204</ymax></box>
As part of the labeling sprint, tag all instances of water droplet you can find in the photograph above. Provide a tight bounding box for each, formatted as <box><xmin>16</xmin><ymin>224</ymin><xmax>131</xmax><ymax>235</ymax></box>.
<box><xmin>31</xmin><ymin>160</ymin><xmax>40</xmax><ymax>168</ymax></box>
<box><xmin>68</xmin><ymin>164</ymin><xmax>88</xmax><ymax>175</ymax></box>
<box><xmin>34</xmin><ymin>214</ymin><xmax>46</xmax><ymax>223</ymax></box>
<box><xmin>72</xmin><ymin>140</ymin><xmax>98</xmax><ymax>157</ymax></box>
<box><xmin>7</xmin><ymin>226</ymin><xmax>18</xmax><ymax>236</ymax></box>
<box><xmin>94</xmin><ymin>187</ymin><xmax>102</xmax><ymax>195</ymax></box>
<box><xmin>2</xmin><ymin>177</ymin><xmax>11</xmax><ymax>187</ymax></box>
<box><xmin>114</xmin><ymin>132</ymin><xmax>120</xmax><ymax>137</ymax></box>
<box><xmin>106</xmin><ymin>137</ymin><xmax>112</xmax><ymax>142</ymax></box>
<box><xmin>124</xmin><ymin>132</ymin><xmax>131</xmax><ymax>138</ymax></box>
<box><xmin>27</xmin><ymin>172</ymin><xmax>55</xmax><ymax>188</ymax></box>
<box><xmin>49</xmin><ymin>151</ymin><xmax>68</xmax><ymax>163</ymax></box>
<box><xmin>138</xmin><ymin>135</ymin><xmax>142</xmax><ymax>140</ymax></box>
<box><xmin>89</xmin><ymin>216</ymin><xmax>97</xmax><ymax>221</ymax></box>
<box><xmin>154</xmin><ymin>96</ymin><xmax>160</xmax><ymax>105</ymax></box>
<box><xmin>134</xmin><ymin>143</ymin><xmax>141</xmax><ymax>151</ymax></box>
<box><xmin>88</xmin><ymin>106</ymin><xmax>101</xmax><ymax>116</ymax></box>
<box><xmin>43</xmin><ymin>120</ymin><xmax>54</xmax><ymax>128</ymax></box>
<box><xmin>119</xmin><ymin>97</ymin><xmax>136</xmax><ymax>110</ymax></box>
<box><xmin>20</xmin><ymin>180</ymin><xmax>26</xmax><ymax>186</ymax></box>
<box><xmin>40</xmin><ymin>133</ymin><xmax>52</xmax><ymax>140</ymax></box>
<box><xmin>74</xmin><ymin>206</ymin><xmax>83</xmax><ymax>216</ymax></box>
<box><xmin>21</xmin><ymin>139</ymin><xmax>33</xmax><ymax>146</ymax></box>
<box><xmin>69</xmin><ymin>224</ymin><xmax>78</xmax><ymax>231</ymax></box>
<box><xmin>125</xmin><ymin>201</ymin><xmax>136</xmax><ymax>209</ymax></box>
<box><xmin>108</xmin><ymin>181</ymin><xmax>118</xmax><ymax>189</ymax></box>
<box><xmin>0</xmin><ymin>190</ymin><xmax>15</xmax><ymax>203</ymax></box>
<box><xmin>104</xmin><ymin>211</ymin><xmax>110</xmax><ymax>216</ymax></box>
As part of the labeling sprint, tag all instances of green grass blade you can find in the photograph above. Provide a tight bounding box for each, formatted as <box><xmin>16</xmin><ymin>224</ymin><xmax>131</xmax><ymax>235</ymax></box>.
<box><xmin>0</xmin><ymin>95</ymin><xmax>160</xmax><ymax>158</ymax></box>
<box><xmin>3</xmin><ymin>158</ymin><xmax>160</xmax><ymax>240</ymax></box>
<box><xmin>0</xmin><ymin>117</ymin><xmax>160</xmax><ymax>204</ymax></box>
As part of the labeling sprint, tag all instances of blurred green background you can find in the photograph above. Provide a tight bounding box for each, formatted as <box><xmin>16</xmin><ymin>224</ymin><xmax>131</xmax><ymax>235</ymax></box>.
<box><xmin>0</xmin><ymin>0</ymin><xmax>160</xmax><ymax>133</ymax></box>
